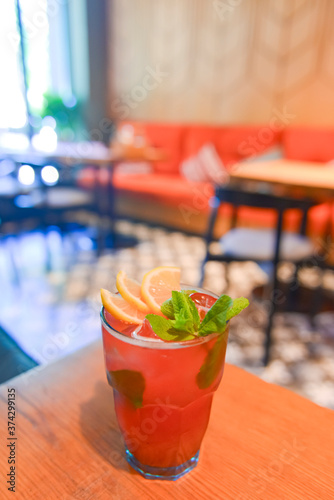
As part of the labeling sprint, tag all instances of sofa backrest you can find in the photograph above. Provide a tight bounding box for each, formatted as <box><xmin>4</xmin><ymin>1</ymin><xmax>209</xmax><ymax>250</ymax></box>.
<box><xmin>123</xmin><ymin>121</ymin><xmax>187</xmax><ymax>174</ymax></box>
<box><xmin>123</xmin><ymin>121</ymin><xmax>334</xmax><ymax>174</ymax></box>
<box><xmin>283</xmin><ymin>127</ymin><xmax>334</xmax><ymax>163</ymax></box>
<box><xmin>181</xmin><ymin>125</ymin><xmax>282</xmax><ymax>170</ymax></box>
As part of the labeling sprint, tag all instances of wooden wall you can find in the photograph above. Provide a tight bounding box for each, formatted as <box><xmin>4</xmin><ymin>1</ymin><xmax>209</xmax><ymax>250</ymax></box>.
<box><xmin>108</xmin><ymin>0</ymin><xmax>334</xmax><ymax>126</ymax></box>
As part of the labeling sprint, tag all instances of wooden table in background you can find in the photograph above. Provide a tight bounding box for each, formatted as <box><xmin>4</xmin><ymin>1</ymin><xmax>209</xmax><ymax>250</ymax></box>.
<box><xmin>0</xmin><ymin>141</ymin><xmax>167</xmax><ymax>167</ymax></box>
<box><xmin>0</xmin><ymin>340</ymin><xmax>333</xmax><ymax>500</ymax></box>
<box><xmin>230</xmin><ymin>159</ymin><xmax>334</xmax><ymax>199</ymax></box>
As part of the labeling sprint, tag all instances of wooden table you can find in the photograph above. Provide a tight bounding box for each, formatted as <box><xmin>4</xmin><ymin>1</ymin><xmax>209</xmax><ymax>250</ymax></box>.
<box><xmin>230</xmin><ymin>159</ymin><xmax>334</xmax><ymax>199</ymax></box>
<box><xmin>0</xmin><ymin>340</ymin><xmax>333</xmax><ymax>500</ymax></box>
<box><xmin>0</xmin><ymin>141</ymin><xmax>166</xmax><ymax>167</ymax></box>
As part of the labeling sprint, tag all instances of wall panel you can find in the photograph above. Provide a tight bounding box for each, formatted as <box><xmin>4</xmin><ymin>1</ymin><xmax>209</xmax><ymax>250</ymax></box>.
<box><xmin>108</xmin><ymin>0</ymin><xmax>334</xmax><ymax>126</ymax></box>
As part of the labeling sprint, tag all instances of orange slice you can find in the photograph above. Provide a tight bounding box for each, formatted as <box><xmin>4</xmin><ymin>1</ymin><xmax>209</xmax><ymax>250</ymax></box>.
<box><xmin>101</xmin><ymin>288</ymin><xmax>146</xmax><ymax>324</ymax></box>
<box><xmin>116</xmin><ymin>271</ymin><xmax>150</xmax><ymax>313</ymax></box>
<box><xmin>141</xmin><ymin>266</ymin><xmax>181</xmax><ymax>314</ymax></box>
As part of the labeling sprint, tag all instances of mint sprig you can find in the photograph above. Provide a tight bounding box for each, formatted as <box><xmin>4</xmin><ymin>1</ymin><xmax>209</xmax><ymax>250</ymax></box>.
<box><xmin>145</xmin><ymin>314</ymin><xmax>195</xmax><ymax>341</ymax></box>
<box><xmin>198</xmin><ymin>295</ymin><xmax>232</xmax><ymax>336</ymax></box>
<box><xmin>107</xmin><ymin>369</ymin><xmax>145</xmax><ymax>408</ymax></box>
<box><xmin>196</xmin><ymin>335</ymin><xmax>228</xmax><ymax>389</ymax></box>
<box><xmin>226</xmin><ymin>297</ymin><xmax>250</xmax><ymax>321</ymax></box>
<box><xmin>146</xmin><ymin>291</ymin><xmax>249</xmax><ymax>341</ymax></box>
<box><xmin>161</xmin><ymin>289</ymin><xmax>197</xmax><ymax>320</ymax></box>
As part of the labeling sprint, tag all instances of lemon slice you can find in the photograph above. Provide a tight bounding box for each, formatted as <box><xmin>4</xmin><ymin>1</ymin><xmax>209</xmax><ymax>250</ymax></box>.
<box><xmin>141</xmin><ymin>266</ymin><xmax>181</xmax><ymax>314</ymax></box>
<box><xmin>101</xmin><ymin>288</ymin><xmax>147</xmax><ymax>324</ymax></box>
<box><xmin>116</xmin><ymin>271</ymin><xmax>150</xmax><ymax>313</ymax></box>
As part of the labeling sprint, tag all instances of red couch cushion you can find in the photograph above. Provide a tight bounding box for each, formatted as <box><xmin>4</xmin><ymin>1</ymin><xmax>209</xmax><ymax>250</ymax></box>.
<box><xmin>182</xmin><ymin>126</ymin><xmax>282</xmax><ymax>170</ymax></box>
<box><xmin>283</xmin><ymin>127</ymin><xmax>334</xmax><ymax>162</ymax></box>
<box><xmin>114</xmin><ymin>172</ymin><xmax>213</xmax><ymax>208</ymax></box>
<box><xmin>125</xmin><ymin>122</ymin><xmax>186</xmax><ymax>174</ymax></box>
<box><xmin>181</xmin><ymin>126</ymin><xmax>218</xmax><ymax>161</ymax></box>
<box><xmin>77</xmin><ymin>167</ymin><xmax>331</xmax><ymax>237</ymax></box>
<box><xmin>215</xmin><ymin>126</ymin><xmax>282</xmax><ymax>165</ymax></box>
<box><xmin>113</xmin><ymin>172</ymin><xmax>278</xmax><ymax>226</ymax></box>
<box><xmin>114</xmin><ymin>172</ymin><xmax>328</xmax><ymax>235</ymax></box>
<box><xmin>77</xmin><ymin>167</ymin><xmax>213</xmax><ymax>210</ymax></box>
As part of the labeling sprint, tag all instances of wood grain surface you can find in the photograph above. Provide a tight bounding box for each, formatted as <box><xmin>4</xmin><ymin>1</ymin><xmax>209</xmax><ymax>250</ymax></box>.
<box><xmin>0</xmin><ymin>339</ymin><xmax>333</xmax><ymax>500</ymax></box>
<box><xmin>231</xmin><ymin>159</ymin><xmax>334</xmax><ymax>198</ymax></box>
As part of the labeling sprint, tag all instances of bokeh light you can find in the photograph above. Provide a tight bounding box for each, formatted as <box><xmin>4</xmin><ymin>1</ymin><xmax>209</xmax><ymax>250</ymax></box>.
<box><xmin>32</xmin><ymin>126</ymin><xmax>58</xmax><ymax>152</ymax></box>
<box><xmin>41</xmin><ymin>165</ymin><xmax>59</xmax><ymax>185</ymax></box>
<box><xmin>18</xmin><ymin>164</ymin><xmax>35</xmax><ymax>185</ymax></box>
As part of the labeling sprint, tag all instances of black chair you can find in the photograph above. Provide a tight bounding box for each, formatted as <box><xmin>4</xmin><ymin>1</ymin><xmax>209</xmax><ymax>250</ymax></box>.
<box><xmin>0</xmin><ymin>160</ymin><xmax>96</xmax><ymax>229</ymax></box>
<box><xmin>0</xmin><ymin>162</ymin><xmax>97</xmax><ymax>281</ymax></box>
<box><xmin>200</xmin><ymin>186</ymin><xmax>318</xmax><ymax>365</ymax></box>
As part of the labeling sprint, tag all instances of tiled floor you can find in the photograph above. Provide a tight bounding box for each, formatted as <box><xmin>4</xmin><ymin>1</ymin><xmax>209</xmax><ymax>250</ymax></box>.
<box><xmin>1</xmin><ymin>220</ymin><xmax>334</xmax><ymax>408</ymax></box>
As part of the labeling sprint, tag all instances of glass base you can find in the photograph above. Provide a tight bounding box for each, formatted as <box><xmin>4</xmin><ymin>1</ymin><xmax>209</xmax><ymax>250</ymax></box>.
<box><xmin>125</xmin><ymin>449</ymin><xmax>200</xmax><ymax>480</ymax></box>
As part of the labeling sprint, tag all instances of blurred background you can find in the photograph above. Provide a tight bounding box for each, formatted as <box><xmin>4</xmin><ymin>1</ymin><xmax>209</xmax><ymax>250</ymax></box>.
<box><xmin>1</xmin><ymin>0</ymin><xmax>334</xmax><ymax>407</ymax></box>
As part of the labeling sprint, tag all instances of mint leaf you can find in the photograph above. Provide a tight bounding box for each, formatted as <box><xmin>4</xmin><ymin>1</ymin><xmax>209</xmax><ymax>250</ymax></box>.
<box><xmin>182</xmin><ymin>289</ymin><xmax>197</xmax><ymax>296</ymax></box>
<box><xmin>199</xmin><ymin>295</ymin><xmax>232</xmax><ymax>336</ymax></box>
<box><xmin>186</xmin><ymin>294</ymin><xmax>200</xmax><ymax>330</ymax></box>
<box><xmin>172</xmin><ymin>308</ymin><xmax>195</xmax><ymax>332</ymax></box>
<box><xmin>170</xmin><ymin>291</ymin><xmax>199</xmax><ymax>333</ymax></box>
<box><xmin>161</xmin><ymin>299</ymin><xmax>175</xmax><ymax>319</ymax></box>
<box><xmin>107</xmin><ymin>370</ymin><xmax>145</xmax><ymax>409</ymax></box>
<box><xmin>172</xmin><ymin>291</ymin><xmax>191</xmax><ymax>317</ymax></box>
<box><xmin>199</xmin><ymin>312</ymin><xmax>227</xmax><ymax>336</ymax></box>
<box><xmin>226</xmin><ymin>297</ymin><xmax>249</xmax><ymax>321</ymax></box>
<box><xmin>146</xmin><ymin>315</ymin><xmax>179</xmax><ymax>340</ymax></box>
<box><xmin>146</xmin><ymin>314</ymin><xmax>195</xmax><ymax>341</ymax></box>
<box><xmin>161</xmin><ymin>290</ymin><xmax>198</xmax><ymax>320</ymax></box>
<box><xmin>197</xmin><ymin>335</ymin><xmax>228</xmax><ymax>389</ymax></box>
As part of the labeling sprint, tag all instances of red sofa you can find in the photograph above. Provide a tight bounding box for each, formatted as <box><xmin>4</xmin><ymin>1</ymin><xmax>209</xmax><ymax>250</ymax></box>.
<box><xmin>77</xmin><ymin>123</ymin><xmax>334</xmax><ymax>238</ymax></box>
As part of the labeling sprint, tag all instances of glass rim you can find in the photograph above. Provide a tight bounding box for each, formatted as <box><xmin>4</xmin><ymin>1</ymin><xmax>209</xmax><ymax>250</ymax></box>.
<box><xmin>100</xmin><ymin>285</ymin><xmax>221</xmax><ymax>350</ymax></box>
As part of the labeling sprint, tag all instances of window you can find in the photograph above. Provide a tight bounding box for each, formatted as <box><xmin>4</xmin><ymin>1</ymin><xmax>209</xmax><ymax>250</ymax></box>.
<box><xmin>0</xmin><ymin>0</ymin><xmax>73</xmax><ymax>132</ymax></box>
<box><xmin>0</xmin><ymin>1</ymin><xmax>27</xmax><ymax>129</ymax></box>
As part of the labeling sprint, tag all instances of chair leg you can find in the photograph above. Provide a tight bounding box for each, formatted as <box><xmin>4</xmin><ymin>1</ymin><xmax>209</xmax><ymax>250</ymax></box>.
<box><xmin>199</xmin><ymin>199</ymin><xmax>219</xmax><ymax>288</ymax></box>
<box><xmin>263</xmin><ymin>209</ymin><xmax>284</xmax><ymax>365</ymax></box>
<box><xmin>310</xmin><ymin>267</ymin><xmax>325</xmax><ymax>326</ymax></box>
<box><xmin>263</xmin><ymin>262</ymin><xmax>280</xmax><ymax>366</ymax></box>
<box><xmin>263</xmin><ymin>302</ymin><xmax>275</xmax><ymax>366</ymax></box>
<box><xmin>286</xmin><ymin>263</ymin><xmax>300</xmax><ymax>312</ymax></box>
<box><xmin>199</xmin><ymin>256</ymin><xmax>207</xmax><ymax>287</ymax></box>
<box><xmin>224</xmin><ymin>262</ymin><xmax>230</xmax><ymax>293</ymax></box>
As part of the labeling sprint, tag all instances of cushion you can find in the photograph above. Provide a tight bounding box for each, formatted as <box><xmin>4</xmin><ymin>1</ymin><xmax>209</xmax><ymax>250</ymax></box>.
<box><xmin>242</xmin><ymin>146</ymin><xmax>283</xmax><ymax>163</ymax></box>
<box><xmin>124</xmin><ymin>122</ymin><xmax>186</xmax><ymax>174</ymax></box>
<box><xmin>180</xmin><ymin>143</ymin><xmax>229</xmax><ymax>184</ymax></box>
<box><xmin>283</xmin><ymin>127</ymin><xmax>334</xmax><ymax>162</ymax></box>
<box><xmin>182</xmin><ymin>125</ymin><xmax>282</xmax><ymax>170</ymax></box>
<box><xmin>220</xmin><ymin>228</ymin><xmax>315</xmax><ymax>261</ymax></box>
<box><xmin>214</xmin><ymin>126</ymin><xmax>282</xmax><ymax>165</ymax></box>
<box><xmin>77</xmin><ymin>168</ymin><xmax>333</xmax><ymax>237</ymax></box>
<box><xmin>182</xmin><ymin>126</ymin><xmax>218</xmax><ymax>161</ymax></box>
<box><xmin>114</xmin><ymin>172</ymin><xmax>213</xmax><ymax>207</ymax></box>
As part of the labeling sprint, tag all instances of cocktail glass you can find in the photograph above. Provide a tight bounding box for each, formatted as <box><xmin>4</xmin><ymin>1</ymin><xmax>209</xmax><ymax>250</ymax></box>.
<box><xmin>100</xmin><ymin>288</ymin><xmax>229</xmax><ymax>480</ymax></box>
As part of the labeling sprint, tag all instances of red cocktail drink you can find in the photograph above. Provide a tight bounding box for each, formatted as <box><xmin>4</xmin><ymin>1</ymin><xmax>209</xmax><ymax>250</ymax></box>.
<box><xmin>100</xmin><ymin>290</ymin><xmax>229</xmax><ymax>480</ymax></box>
